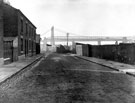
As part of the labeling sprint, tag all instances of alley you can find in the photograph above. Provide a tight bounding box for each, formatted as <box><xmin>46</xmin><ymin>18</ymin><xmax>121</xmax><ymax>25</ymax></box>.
<box><xmin>0</xmin><ymin>53</ymin><xmax>135</xmax><ymax>103</ymax></box>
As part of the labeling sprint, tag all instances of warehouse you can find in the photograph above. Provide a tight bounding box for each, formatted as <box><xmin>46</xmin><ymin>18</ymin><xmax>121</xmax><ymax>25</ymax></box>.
<box><xmin>0</xmin><ymin>2</ymin><xmax>37</xmax><ymax>65</ymax></box>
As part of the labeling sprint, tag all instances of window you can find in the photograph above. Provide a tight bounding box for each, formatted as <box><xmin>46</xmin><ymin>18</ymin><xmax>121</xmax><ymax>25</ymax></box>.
<box><xmin>32</xmin><ymin>29</ymin><xmax>33</xmax><ymax>39</ymax></box>
<box><xmin>21</xmin><ymin>19</ymin><xmax>23</xmax><ymax>32</ymax></box>
<box><xmin>34</xmin><ymin>30</ymin><xmax>36</xmax><ymax>40</ymax></box>
<box><xmin>29</xmin><ymin>26</ymin><xmax>31</xmax><ymax>38</ymax></box>
<box><xmin>29</xmin><ymin>40</ymin><xmax>31</xmax><ymax>50</ymax></box>
<box><xmin>26</xmin><ymin>23</ymin><xmax>28</xmax><ymax>35</ymax></box>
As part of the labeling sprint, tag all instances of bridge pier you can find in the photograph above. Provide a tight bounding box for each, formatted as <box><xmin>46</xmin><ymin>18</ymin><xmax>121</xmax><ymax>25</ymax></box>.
<box><xmin>115</xmin><ymin>41</ymin><xmax>118</xmax><ymax>45</ymax></box>
<box><xmin>122</xmin><ymin>37</ymin><xmax>127</xmax><ymax>43</ymax></box>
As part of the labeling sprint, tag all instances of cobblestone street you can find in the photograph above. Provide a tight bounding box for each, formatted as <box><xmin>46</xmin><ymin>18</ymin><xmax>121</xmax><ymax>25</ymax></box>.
<box><xmin>0</xmin><ymin>53</ymin><xmax>135</xmax><ymax>103</ymax></box>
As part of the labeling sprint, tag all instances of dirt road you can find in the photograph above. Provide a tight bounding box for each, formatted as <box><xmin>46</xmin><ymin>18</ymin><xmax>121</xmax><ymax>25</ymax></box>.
<box><xmin>0</xmin><ymin>53</ymin><xmax>135</xmax><ymax>103</ymax></box>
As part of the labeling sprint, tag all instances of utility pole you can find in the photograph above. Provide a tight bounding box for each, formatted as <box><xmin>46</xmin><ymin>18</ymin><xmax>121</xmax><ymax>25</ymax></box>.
<box><xmin>67</xmin><ymin>33</ymin><xmax>69</xmax><ymax>46</ymax></box>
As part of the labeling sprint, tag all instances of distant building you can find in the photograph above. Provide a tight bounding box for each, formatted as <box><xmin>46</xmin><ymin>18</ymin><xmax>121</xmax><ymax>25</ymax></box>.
<box><xmin>0</xmin><ymin>1</ymin><xmax>37</xmax><ymax>65</ymax></box>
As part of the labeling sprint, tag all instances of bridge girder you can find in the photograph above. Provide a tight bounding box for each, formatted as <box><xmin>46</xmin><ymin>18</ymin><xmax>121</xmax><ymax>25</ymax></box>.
<box><xmin>46</xmin><ymin>36</ymin><xmax>130</xmax><ymax>42</ymax></box>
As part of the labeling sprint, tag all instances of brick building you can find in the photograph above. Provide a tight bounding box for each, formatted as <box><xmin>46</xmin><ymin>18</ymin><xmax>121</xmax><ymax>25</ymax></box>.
<box><xmin>0</xmin><ymin>1</ymin><xmax>37</xmax><ymax>65</ymax></box>
<box><xmin>0</xmin><ymin>1</ymin><xmax>4</xmax><ymax>65</ymax></box>
<box><xmin>36</xmin><ymin>34</ymin><xmax>41</xmax><ymax>54</ymax></box>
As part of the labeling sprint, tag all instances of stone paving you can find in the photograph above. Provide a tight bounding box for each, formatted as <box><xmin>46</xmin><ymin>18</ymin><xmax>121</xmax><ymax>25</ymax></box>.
<box><xmin>0</xmin><ymin>54</ymin><xmax>43</xmax><ymax>83</ymax></box>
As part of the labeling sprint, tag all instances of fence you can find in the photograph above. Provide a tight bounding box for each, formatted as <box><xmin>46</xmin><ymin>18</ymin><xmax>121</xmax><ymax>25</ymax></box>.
<box><xmin>56</xmin><ymin>45</ymin><xmax>70</xmax><ymax>53</ymax></box>
<box><xmin>75</xmin><ymin>43</ymin><xmax>135</xmax><ymax>65</ymax></box>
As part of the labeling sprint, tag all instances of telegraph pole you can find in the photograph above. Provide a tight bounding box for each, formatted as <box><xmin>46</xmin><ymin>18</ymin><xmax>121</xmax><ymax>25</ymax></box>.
<box><xmin>51</xmin><ymin>26</ymin><xmax>55</xmax><ymax>46</ymax></box>
<box><xmin>67</xmin><ymin>33</ymin><xmax>69</xmax><ymax>46</ymax></box>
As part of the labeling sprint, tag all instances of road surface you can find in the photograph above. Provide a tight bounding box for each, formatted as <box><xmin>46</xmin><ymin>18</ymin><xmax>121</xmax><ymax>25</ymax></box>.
<box><xmin>0</xmin><ymin>53</ymin><xmax>135</xmax><ymax>103</ymax></box>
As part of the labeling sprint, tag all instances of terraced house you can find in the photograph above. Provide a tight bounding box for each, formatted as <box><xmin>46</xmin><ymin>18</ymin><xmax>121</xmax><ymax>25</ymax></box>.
<box><xmin>0</xmin><ymin>1</ymin><xmax>37</xmax><ymax>65</ymax></box>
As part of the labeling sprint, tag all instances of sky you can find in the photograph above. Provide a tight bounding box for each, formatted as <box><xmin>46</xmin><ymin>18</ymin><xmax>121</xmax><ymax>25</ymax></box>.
<box><xmin>7</xmin><ymin>0</ymin><xmax>135</xmax><ymax>39</ymax></box>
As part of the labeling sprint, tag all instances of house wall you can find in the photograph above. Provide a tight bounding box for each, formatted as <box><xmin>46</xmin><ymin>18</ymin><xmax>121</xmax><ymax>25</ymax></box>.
<box><xmin>1</xmin><ymin>3</ymin><xmax>37</xmax><ymax>62</ymax></box>
<box><xmin>17</xmin><ymin>10</ymin><xmax>36</xmax><ymax>58</ymax></box>
<box><xmin>0</xmin><ymin>1</ymin><xmax>4</xmax><ymax>65</ymax></box>
<box><xmin>3</xmin><ymin>4</ymin><xmax>18</xmax><ymax>37</ymax></box>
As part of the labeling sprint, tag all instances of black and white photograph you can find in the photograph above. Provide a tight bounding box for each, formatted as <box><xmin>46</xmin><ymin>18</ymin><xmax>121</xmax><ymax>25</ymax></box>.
<box><xmin>0</xmin><ymin>0</ymin><xmax>135</xmax><ymax>102</ymax></box>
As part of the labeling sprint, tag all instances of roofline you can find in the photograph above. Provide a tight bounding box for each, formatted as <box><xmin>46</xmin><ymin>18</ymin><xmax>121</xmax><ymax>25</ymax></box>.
<box><xmin>3</xmin><ymin>3</ymin><xmax>37</xmax><ymax>29</ymax></box>
<box><xmin>16</xmin><ymin>9</ymin><xmax>37</xmax><ymax>29</ymax></box>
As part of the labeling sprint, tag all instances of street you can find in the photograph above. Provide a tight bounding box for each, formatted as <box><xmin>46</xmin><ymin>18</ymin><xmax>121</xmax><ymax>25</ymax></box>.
<box><xmin>0</xmin><ymin>53</ymin><xmax>135</xmax><ymax>103</ymax></box>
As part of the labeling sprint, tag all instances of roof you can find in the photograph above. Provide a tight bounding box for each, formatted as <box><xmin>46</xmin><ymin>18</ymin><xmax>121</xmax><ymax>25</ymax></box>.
<box><xmin>3</xmin><ymin>2</ymin><xmax>36</xmax><ymax>29</ymax></box>
<box><xmin>17</xmin><ymin>9</ymin><xmax>37</xmax><ymax>29</ymax></box>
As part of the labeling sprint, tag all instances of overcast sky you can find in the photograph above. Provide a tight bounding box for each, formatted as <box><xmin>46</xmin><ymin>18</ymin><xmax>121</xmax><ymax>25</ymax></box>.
<box><xmin>8</xmin><ymin>0</ymin><xmax>135</xmax><ymax>38</ymax></box>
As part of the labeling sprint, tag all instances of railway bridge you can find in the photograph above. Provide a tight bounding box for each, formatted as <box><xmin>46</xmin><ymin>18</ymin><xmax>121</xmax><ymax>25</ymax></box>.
<box><xmin>46</xmin><ymin>36</ymin><xmax>128</xmax><ymax>45</ymax></box>
<box><xmin>42</xmin><ymin>27</ymin><xmax>132</xmax><ymax>46</ymax></box>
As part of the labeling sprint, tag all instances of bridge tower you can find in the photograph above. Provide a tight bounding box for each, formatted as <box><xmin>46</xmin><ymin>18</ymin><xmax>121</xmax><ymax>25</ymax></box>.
<box><xmin>51</xmin><ymin>26</ymin><xmax>55</xmax><ymax>46</ymax></box>
<box><xmin>122</xmin><ymin>37</ymin><xmax>127</xmax><ymax>43</ymax></box>
<box><xmin>67</xmin><ymin>33</ymin><xmax>69</xmax><ymax>46</ymax></box>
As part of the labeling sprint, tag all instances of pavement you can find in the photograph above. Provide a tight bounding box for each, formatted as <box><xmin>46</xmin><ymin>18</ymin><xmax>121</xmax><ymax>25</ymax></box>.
<box><xmin>76</xmin><ymin>55</ymin><xmax>135</xmax><ymax>76</ymax></box>
<box><xmin>0</xmin><ymin>54</ymin><xmax>43</xmax><ymax>83</ymax></box>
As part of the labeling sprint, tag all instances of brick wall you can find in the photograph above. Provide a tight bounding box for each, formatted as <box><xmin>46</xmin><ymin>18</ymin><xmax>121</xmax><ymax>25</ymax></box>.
<box><xmin>17</xmin><ymin>10</ymin><xmax>36</xmax><ymax>57</ymax></box>
<box><xmin>75</xmin><ymin>43</ymin><xmax>135</xmax><ymax>65</ymax></box>
<box><xmin>3</xmin><ymin>4</ymin><xmax>18</xmax><ymax>37</ymax></box>
<box><xmin>2</xmin><ymin>3</ymin><xmax>37</xmax><ymax>61</ymax></box>
<box><xmin>0</xmin><ymin>2</ymin><xmax>4</xmax><ymax>65</ymax></box>
<box><xmin>90</xmin><ymin>43</ymin><xmax>135</xmax><ymax>65</ymax></box>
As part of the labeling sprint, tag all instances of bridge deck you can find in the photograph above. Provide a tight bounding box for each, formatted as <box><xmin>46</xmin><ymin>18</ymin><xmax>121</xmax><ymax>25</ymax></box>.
<box><xmin>46</xmin><ymin>36</ymin><xmax>129</xmax><ymax>42</ymax></box>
